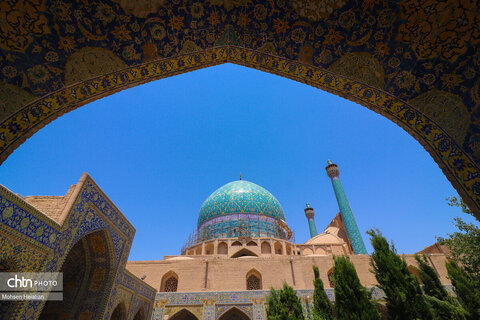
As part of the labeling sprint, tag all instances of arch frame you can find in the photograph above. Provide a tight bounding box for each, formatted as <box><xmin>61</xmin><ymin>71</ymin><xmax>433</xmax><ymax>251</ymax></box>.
<box><xmin>133</xmin><ymin>304</ymin><xmax>146</xmax><ymax>320</ymax></box>
<box><xmin>217</xmin><ymin>241</ymin><xmax>228</xmax><ymax>255</ymax></box>
<box><xmin>246</xmin><ymin>268</ymin><xmax>262</xmax><ymax>290</ymax></box>
<box><xmin>39</xmin><ymin>228</ymin><xmax>117</xmax><ymax>320</ymax></box>
<box><xmin>217</xmin><ymin>306</ymin><xmax>251</xmax><ymax>320</ymax></box>
<box><xmin>160</xmin><ymin>270</ymin><xmax>179</xmax><ymax>292</ymax></box>
<box><xmin>1</xmin><ymin>46</ymin><xmax>479</xmax><ymax>219</ymax></box>
<box><xmin>231</xmin><ymin>248</ymin><xmax>258</xmax><ymax>258</ymax></box>
<box><xmin>260</xmin><ymin>241</ymin><xmax>271</xmax><ymax>254</ymax></box>
<box><xmin>110</xmin><ymin>301</ymin><xmax>128</xmax><ymax>320</ymax></box>
<box><xmin>169</xmin><ymin>307</ymin><xmax>200</xmax><ymax>320</ymax></box>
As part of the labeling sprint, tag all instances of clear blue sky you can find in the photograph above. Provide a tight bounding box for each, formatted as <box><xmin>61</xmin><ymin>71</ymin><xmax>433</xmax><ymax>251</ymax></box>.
<box><xmin>0</xmin><ymin>64</ymin><xmax>475</xmax><ymax>260</ymax></box>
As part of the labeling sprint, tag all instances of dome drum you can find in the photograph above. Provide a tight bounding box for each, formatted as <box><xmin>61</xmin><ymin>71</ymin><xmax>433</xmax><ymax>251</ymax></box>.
<box><xmin>198</xmin><ymin>214</ymin><xmax>289</xmax><ymax>242</ymax></box>
<box><xmin>196</xmin><ymin>180</ymin><xmax>288</xmax><ymax>242</ymax></box>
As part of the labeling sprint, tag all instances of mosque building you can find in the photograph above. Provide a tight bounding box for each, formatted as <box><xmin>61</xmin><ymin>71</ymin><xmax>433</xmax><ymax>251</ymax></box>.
<box><xmin>0</xmin><ymin>161</ymin><xmax>451</xmax><ymax>320</ymax></box>
<box><xmin>126</xmin><ymin>161</ymin><xmax>451</xmax><ymax>320</ymax></box>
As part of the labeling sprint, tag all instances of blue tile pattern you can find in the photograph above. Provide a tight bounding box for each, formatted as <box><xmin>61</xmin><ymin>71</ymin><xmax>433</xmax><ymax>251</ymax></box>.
<box><xmin>198</xmin><ymin>180</ymin><xmax>285</xmax><ymax>227</ymax></box>
<box><xmin>331</xmin><ymin>177</ymin><xmax>367</xmax><ymax>254</ymax></box>
<box><xmin>198</xmin><ymin>214</ymin><xmax>287</xmax><ymax>241</ymax></box>
<box><xmin>154</xmin><ymin>286</ymin><xmax>456</xmax><ymax>320</ymax></box>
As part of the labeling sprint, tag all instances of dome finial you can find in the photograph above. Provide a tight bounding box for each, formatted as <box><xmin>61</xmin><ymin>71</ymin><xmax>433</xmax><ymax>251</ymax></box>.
<box><xmin>239</xmin><ymin>172</ymin><xmax>242</xmax><ymax>180</ymax></box>
<box><xmin>327</xmin><ymin>159</ymin><xmax>333</xmax><ymax>165</ymax></box>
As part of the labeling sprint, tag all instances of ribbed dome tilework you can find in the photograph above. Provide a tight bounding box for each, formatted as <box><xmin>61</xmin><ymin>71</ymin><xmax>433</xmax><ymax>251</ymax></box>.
<box><xmin>198</xmin><ymin>180</ymin><xmax>285</xmax><ymax>227</ymax></box>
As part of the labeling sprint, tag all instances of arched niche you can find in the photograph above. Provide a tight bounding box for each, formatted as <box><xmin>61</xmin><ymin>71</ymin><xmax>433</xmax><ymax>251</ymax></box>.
<box><xmin>231</xmin><ymin>241</ymin><xmax>242</xmax><ymax>247</ymax></box>
<box><xmin>39</xmin><ymin>229</ymin><xmax>115</xmax><ymax>320</ymax></box>
<box><xmin>205</xmin><ymin>243</ymin><xmax>214</xmax><ymax>255</ymax></box>
<box><xmin>261</xmin><ymin>241</ymin><xmax>271</xmax><ymax>254</ymax></box>
<box><xmin>218</xmin><ymin>241</ymin><xmax>228</xmax><ymax>255</ymax></box>
<box><xmin>274</xmin><ymin>242</ymin><xmax>283</xmax><ymax>255</ymax></box>
<box><xmin>170</xmin><ymin>308</ymin><xmax>199</xmax><ymax>320</ymax></box>
<box><xmin>286</xmin><ymin>244</ymin><xmax>292</xmax><ymax>255</ymax></box>
<box><xmin>231</xmin><ymin>248</ymin><xmax>258</xmax><ymax>258</ymax></box>
<box><xmin>247</xmin><ymin>241</ymin><xmax>257</xmax><ymax>247</ymax></box>
<box><xmin>160</xmin><ymin>271</ymin><xmax>179</xmax><ymax>292</ymax></box>
<box><xmin>110</xmin><ymin>302</ymin><xmax>127</xmax><ymax>320</ymax></box>
<box><xmin>218</xmin><ymin>307</ymin><xmax>251</xmax><ymax>320</ymax></box>
<box><xmin>302</xmin><ymin>247</ymin><xmax>313</xmax><ymax>255</ymax></box>
<box><xmin>0</xmin><ymin>258</ymin><xmax>20</xmax><ymax>318</ymax></box>
<box><xmin>246</xmin><ymin>269</ymin><xmax>262</xmax><ymax>290</ymax></box>
<box><xmin>133</xmin><ymin>305</ymin><xmax>146</xmax><ymax>320</ymax></box>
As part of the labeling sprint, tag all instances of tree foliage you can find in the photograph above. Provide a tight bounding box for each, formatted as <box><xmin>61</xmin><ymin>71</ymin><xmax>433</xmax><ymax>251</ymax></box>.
<box><xmin>333</xmin><ymin>255</ymin><xmax>380</xmax><ymax>320</ymax></box>
<box><xmin>438</xmin><ymin>196</ymin><xmax>480</xmax><ymax>282</ymax></box>
<box><xmin>446</xmin><ymin>260</ymin><xmax>480</xmax><ymax>320</ymax></box>
<box><xmin>415</xmin><ymin>254</ymin><xmax>467</xmax><ymax>320</ymax></box>
<box><xmin>415</xmin><ymin>254</ymin><xmax>448</xmax><ymax>300</ymax></box>
<box><xmin>311</xmin><ymin>265</ymin><xmax>334</xmax><ymax>320</ymax></box>
<box><xmin>266</xmin><ymin>282</ymin><xmax>305</xmax><ymax>320</ymax></box>
<box><xmin>367</xmin><ymin>229</ymin><xmax>432</xmax><ymax>319</ymax></box>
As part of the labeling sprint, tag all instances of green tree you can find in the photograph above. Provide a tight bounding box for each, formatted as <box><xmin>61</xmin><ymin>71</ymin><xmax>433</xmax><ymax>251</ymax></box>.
<box><xmin>333</xmin><ymin>255</ymin><xmax>380</xmax><ymax>320</ymax></box>
<box><xmin>446</xmin><ymin>260</ymin><xmax>480</xmax><ymax>320</ymax></box>
<box><xmin>266</xmin><ymin>282</ymin><xmax>305</xmax><ymax>320</ymax></box>
<box><xmin>367</xmin><ymin>229</ymin><xmax>432</xmax><ymax>320</ymax></box>
<box><xmin>311</xmin><ymin>265</ymin><xmax>334</xmax><ymax>320</ymax></box>
<box><xmin>438</xmin><ymin>196</ymin><xmax>480</xmax><ymax>282</ymax></box>
<box><xmin>415</xmin><ymin>254</ymin><xmax>448</xmax><ymax>300</ymax></box>
<box><xmin>415</xmin><ymin>254</ymin><xmax>467</xmax><ymax>320</ymax></box>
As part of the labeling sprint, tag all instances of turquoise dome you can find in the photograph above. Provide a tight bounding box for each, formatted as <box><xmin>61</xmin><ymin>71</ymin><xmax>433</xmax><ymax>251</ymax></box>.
<box><xmin>198</xmin><ymin>180</ymin><xmax>285</xmax><ymax>227</ymax></box>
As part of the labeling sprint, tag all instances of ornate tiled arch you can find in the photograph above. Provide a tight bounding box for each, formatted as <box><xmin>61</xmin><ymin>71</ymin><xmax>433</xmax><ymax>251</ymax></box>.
<box><xmin>1</xmin><ymin>45</ymin><xmax>479</xmax><ymax>220</ymax></box>
<box><xmin>0</xmin><ymin>173</ymin><xmax>156</xmax><ymax>319</ymax></box>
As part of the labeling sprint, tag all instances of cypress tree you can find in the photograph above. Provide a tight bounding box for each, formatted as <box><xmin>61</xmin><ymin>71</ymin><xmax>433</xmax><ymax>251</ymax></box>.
<box><xmin>415</xmin><ymin>254</ymin><xmax>448</xmax><ymax>300</ymax></box>
<box><xmin>311</xmin><ymin>265</ymin><xmax>334</xmax><ymax>320</ymax></box>
<box><xmin>333</xmin><ymin>255</ymin><xmax>380</xmax><ymax>320</ymax></box>
<box><xmin>266</xmin><ymin>282</ymin><xmax>305</xmax><ymax>320</ymax></box>
<box><xmin>367</xmin><ymin>229</ymin><xmax>432</xmax><ymax>319</ymax></box>
<box><xmin>423</xmin><ymin>296</ymin><xmax>468</xmax><ymax>320</ymax></box>
<box><xmin>415</xmin><ymin>255</ymin><xmax>467</xmax><ymax>320</ymax></box>
<box><xmin>446</xmin><ymin>260</ymin><xmax>480</xmax><ymax>320</ymax></box>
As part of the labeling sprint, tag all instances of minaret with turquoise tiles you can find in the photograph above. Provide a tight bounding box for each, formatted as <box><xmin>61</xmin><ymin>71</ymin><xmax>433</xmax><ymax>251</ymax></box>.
<box><xmin>304</xmin><ymin>204</ymin><xmax>318</xmax><ymax>238</ymax></box>
<box><xmin>326</xmin><ymin>160</ymin><xmax>367</xmax><ymax>254</ymax></box>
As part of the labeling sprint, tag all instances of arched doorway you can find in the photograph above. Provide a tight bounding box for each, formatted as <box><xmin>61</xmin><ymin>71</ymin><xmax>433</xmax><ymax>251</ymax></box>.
<box><xmin>218</xmin><ymin>307</ymin><xmax>250</xmax><ymax>320</ymax></box>
<box><xmin>0</xmin><ymin>2</ymin><xmax>479</xmax><ymax>220</ymax></box>
<box><xmin>0</xmin><ymin>259</ymin><xmax>20</xmax><ymax>318</ymax></box>
<box><xmin>133</xmin><ymin>306</ymin><xmax>146</xmax><ymax>320</ymax></box>
<box><xmin>39</xmin><ymin>229</ymin><xmax>114</xmax><ymax>319</ymax></box>
<box><xmin>110</xmin><ymin>302</ymin><xmax>127</xmax><ymax>320</ymax></box>
<box><xmin>169</xmin><ymin>308</ymin><xmax>199</xmax><ymax>320</ymax></box>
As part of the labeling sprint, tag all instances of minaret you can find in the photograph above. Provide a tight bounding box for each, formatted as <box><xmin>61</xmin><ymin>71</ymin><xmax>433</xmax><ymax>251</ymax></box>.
<box><xmin>325</xmin><ymin>160</ymin><xmax>367</xmax><ymax>254</ymax></box>
<box><xmin>304</xmin><ymin>204</ymin><xmax>318</xmax><ymax>238</ymax></box>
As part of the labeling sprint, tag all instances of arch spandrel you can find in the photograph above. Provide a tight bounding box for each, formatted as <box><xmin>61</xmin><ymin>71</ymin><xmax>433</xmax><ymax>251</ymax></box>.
<box><xmin>1</xmin><ymin>0</ymin><xmax>480</xmax><ymax>218</ymax></box>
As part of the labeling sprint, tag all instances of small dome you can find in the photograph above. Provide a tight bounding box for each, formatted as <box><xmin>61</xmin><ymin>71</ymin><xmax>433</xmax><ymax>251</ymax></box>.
<box><xmin>198</xmin><ymin>180</ymin><xmax>285</xmax><ymax>227</ymax></box>
<box><xmin>305</xmin><ymin>227</ymin><xmax>346</xmax><ymax>245</ymax></box>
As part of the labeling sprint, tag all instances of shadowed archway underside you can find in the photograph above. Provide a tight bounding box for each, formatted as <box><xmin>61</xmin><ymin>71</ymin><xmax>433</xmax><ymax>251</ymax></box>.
<box><xmin>1</xmin><ymin>0</ymin><xmax>479</xmax><ymax>218</ymax></box>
